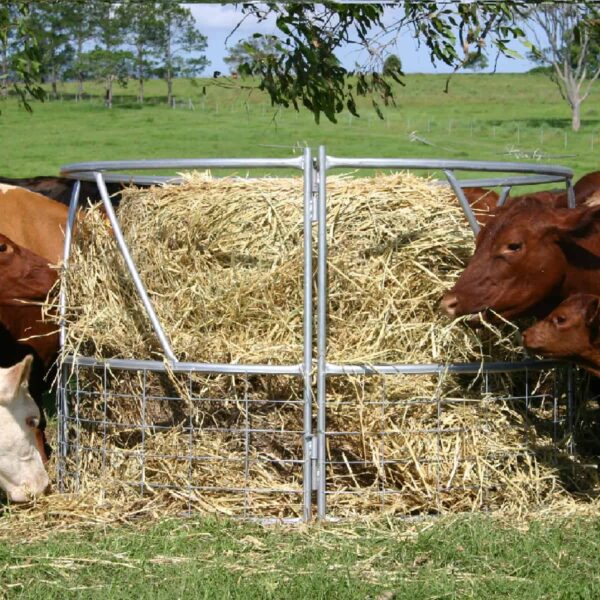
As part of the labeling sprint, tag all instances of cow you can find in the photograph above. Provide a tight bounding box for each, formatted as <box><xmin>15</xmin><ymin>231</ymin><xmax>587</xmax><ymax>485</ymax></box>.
<box><xmin>0</xmin><ymin>233</ymin><xmax>60</xmax><ymax>458</ymax></box>
<box><xmin>441</xmin><ymin>197</ymin><xmax>600</xmax><ymax>321</ymax></box>
<box><xmin>522</xmin><ymin>294</ymin><xmax>600</xmax><ymax>377</ymax></box>
<box><xmin>458</xmin><ymin>171</ymin><xmax>600</xmax><ymax>226</ymax></box>
<box><xmin>0</xmin><ymin>355</ymin><xmax>50</xmax><ymax>503</ymax></box>
<box><xmin>0</xmin><ymin>175</ymin><xmax>128</xmax><ymax>207</ymax></box>
<box><xmin>0</xmin><ymin>184</ymin><xmax>69</xmax><ymax>264</ymax></box>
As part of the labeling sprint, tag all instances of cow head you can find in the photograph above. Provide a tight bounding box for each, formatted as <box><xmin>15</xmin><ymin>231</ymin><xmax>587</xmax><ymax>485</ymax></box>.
<box><xmin>522</xmin><ymin>294</ymin><xmax>600</xmax><ymax>360</ymax></box>
<box><xmin>441</xmin><ymin>199</ymin><xmax>600</xmax><ymax>320</ymax></box>
<box><xmin>0</xmin><ymin>233</ymin><xmax>57</xmax><ymax>304</ymax></box>
<box><xmin>0</xmin><ymin>355</ymin><xmax>50</xmax><ymax>503</ymax></box>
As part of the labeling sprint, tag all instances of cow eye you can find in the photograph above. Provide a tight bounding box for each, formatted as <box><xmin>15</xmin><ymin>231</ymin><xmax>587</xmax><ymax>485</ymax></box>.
<box><xmin>25</xmin><ymin>416</ymin><xmax>39</xmax><ymax>429</ymax></box>
<box><xmin>507</xmin><ymin>242</ymin><xmax>522</xmax><ymax>252</ymax></box>
<box><xmin>553</xmin><ymin>315</ymin><xmax>566</xmax><ymax>326</ymax></box>
<box><xmin>0</xmin><ymin>244</ymin><xmax>6</xmax><ymax>252</ymax></box>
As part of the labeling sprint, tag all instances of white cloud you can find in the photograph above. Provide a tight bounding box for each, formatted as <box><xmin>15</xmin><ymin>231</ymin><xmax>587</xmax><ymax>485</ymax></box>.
<box><xmin>184</xmin><ymin>3</ymin><xmax>276</xmax><ymax>33</ymax></box>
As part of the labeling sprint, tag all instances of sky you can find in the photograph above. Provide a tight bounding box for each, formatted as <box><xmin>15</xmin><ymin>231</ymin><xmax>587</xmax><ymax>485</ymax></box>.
<box><xmin>185</xmin><ymin>3</ymin><xmax>537</xmax><ymax>75</ymax></box>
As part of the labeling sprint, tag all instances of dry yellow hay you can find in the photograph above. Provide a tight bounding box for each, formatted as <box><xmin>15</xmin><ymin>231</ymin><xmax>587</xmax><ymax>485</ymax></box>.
<box><xmin>34</xmin><ymin>171</ymin><xmax>599</xmax><ymax>525</ymax></box>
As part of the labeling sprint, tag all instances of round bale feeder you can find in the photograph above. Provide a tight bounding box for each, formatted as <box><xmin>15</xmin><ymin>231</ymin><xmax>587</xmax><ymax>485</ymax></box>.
<box><xmin>55</xmin><ymin>149</ymin><xmax>596</xmax><ymax>522</ymax></box>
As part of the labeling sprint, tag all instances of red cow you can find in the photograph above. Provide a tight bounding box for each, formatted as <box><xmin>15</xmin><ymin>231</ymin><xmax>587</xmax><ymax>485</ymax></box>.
<box><xmin>441</xmin><ymin>197</ymin><xmax>600</xmax><ymax>320</ymax></box>
<box><xmin>458</xmin><ymin>171</ymin><xmax>600</xmax><ymax>226</ymax></box>
<box><xmin>0</xmin><ymin>184</ymin><xmax>69</xmax><ymax>264</ymax></box>
<box><xmin>522</xmin><ymin>294</ymin><xmax>600</xmax><ymax>377</ymax></box>
<box><xmin>0</xmin><ymin>233</ymin><xmax>59</xmax><ymax>458</ymax></box>
<box><xmin>0</xmin><ymin>175</ymin><xmax>133</xmax><ymax>207</ymax></box>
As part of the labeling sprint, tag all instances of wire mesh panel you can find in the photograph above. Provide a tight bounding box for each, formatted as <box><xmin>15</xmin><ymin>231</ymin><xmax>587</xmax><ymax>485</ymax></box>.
<box><xmin>321</xmin><ymin>366</ymin><xmax>579</xmax><ymax>519</ymax></box>
<box><xmin>58</xmin><ymin>361</ymin><xmax>307</xmax><ymax>520</ymax></box>
<box><xmin>57</xmin><ymin>150</ymin><xmax>591</xmax><ymax>522</ymax></box>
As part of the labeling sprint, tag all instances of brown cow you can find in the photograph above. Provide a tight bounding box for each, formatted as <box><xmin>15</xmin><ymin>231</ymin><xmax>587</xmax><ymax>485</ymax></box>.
<box><xmin>458</xmin><ymin>171</ymin><xmax>600</xmax><ymax>226</ymax></box>
<box><xmin>0</xmin><ymin>175</ymin><xmax>129</xmax><ymax>207</ymax></box>
<box><xmin>0</xmin><ymin>233</ymin><xmax>59</xmax><ymax>458</ymax></box>
<box><xmin>522</xmin><ymin>294</ymin><xmax>600</xmax><ymax>377</ymax></box>
<box><xmin>441</xmin><ymin>197</ymin><xmax>600</xmax><ymax>320</ymax></box>
<box><xmin>0</xmin><ymin>184</ymin><xmax>69</xmax><ymax>264</ymax></box>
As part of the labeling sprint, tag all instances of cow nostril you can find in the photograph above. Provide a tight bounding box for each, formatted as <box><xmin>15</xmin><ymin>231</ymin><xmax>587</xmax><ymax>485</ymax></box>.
<box><xmin>43</xmin><ymin>481</ymin><xmax>52</xmax><ymax>495</ymax></box>
<box><xmin>441</xmin><ymin>294</ymin><xmax>459</xmax><ymax>315</ymax></box>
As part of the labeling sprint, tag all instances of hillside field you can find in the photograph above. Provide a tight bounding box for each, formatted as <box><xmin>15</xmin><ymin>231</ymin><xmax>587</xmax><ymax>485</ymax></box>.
<box><xmin>1</xmin><ymin>73</ymin><xmax>599</xmax><ymax>180</ymax></box>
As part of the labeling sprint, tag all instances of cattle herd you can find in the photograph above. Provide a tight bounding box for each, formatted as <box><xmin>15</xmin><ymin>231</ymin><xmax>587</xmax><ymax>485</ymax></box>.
<box><xmin>1</xmin><ymin>170</ymin><xmax>600</xmax><ymax>504</ymax></box>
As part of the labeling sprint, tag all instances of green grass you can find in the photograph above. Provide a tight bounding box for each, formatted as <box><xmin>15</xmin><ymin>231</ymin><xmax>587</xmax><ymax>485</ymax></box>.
<box><xmin>2</xmin><ymin>515</ymin><xmax>600</xmax><ymax>598</ymax></box>
<box><xmin>1</xmin><ymin>73</ymin><xmax>599</xmax><ymax>180</ymax></box>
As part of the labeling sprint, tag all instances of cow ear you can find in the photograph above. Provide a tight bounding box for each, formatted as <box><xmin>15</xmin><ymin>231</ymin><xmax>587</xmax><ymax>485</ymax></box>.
<box><xmin>585</xmin><ymin>297</ymin><xmax>600</xmax><ymax>328</ymax></box>
<box><xmin>0</xmin><ymin>355</ymin><xmax>33</xmax><ymax>403</ymax></box>
<box><xmin>552</xmin><ymin>205</ymin><xmax>600</xmax><ymax>237</ymax></box>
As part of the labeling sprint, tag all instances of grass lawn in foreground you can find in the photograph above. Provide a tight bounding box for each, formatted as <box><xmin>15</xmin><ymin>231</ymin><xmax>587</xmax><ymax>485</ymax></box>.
<box><xmin>1</xmin><ymin>514</ymin><xmax>600</xmax><ymax>599</ymax></box>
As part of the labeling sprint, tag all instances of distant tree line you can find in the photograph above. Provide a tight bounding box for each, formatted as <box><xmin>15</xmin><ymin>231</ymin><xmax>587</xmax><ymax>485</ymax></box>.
<box><xmin>1</xmin><ymin>1</ymin><xmax>208</xmax><ymax>107</ymax></box>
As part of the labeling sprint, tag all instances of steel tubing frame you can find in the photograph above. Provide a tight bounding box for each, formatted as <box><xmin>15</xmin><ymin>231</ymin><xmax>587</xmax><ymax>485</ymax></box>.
<box><xmin>58</xmin><ymin>150</ymin><xmax>574</xmax><ymax>521</ymax></box>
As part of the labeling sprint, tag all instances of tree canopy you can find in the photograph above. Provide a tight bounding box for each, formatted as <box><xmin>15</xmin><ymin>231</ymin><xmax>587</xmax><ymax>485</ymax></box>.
<box><xmin>5</xmin><ymin>1</ymin><xmax>600</xmax><ymax>123</ymax></box>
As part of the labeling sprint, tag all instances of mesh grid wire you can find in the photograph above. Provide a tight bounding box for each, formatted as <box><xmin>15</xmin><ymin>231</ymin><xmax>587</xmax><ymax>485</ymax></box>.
<box><xmin>58</xmin><ymin>364</ymin><xmax>306</xmax><ymax>520</ymax></box>
<box><xmin>321</xmin><ymin>367</ymin><xmax>582</xmax><ymax>518</ymax></box>
<box><xmin>55</xmin><ymin>156</ymin><xmax>599</xmax><ymax>521</ymax></box>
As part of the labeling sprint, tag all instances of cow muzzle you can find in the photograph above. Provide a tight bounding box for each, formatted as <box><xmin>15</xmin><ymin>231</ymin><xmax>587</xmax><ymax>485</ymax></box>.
<box><xmin>440</xmin><ymin>293</ymin><xmax>459</xmax><ymax>317</ymax></box>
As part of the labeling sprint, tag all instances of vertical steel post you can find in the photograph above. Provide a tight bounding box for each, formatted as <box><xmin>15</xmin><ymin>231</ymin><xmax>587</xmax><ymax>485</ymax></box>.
<box><xmin>567</xmin><ymin>362</ymin><xmax>575</xmax><ymax>454</ymax></box>
<box><xmin>302</xmin><ymin>147</ymin><xmax>314</xmax><ymax>521</ymax></box>
<box><xmin>317</xmin><ymin>145</ymin><xmax>328</xmax><ymax>519</ymax></box>
<box><xmin>94</xmin><ymin>172</ymin><xmax>177</xmax><ymax>362</ymax></box>
<box><xmin>57</xmin><ymin>180</ymin><xmax>81</xmax><ymax>490</ymax></box>
<box><xmin>567</xmin><ymin>177</ymin><xmax>576</xmax><ymax>208</ymax></box>
<box><xmin>498</xmin><ymin>186</ymin><xmax>511</xmax><ymax>207</ymax></box>
<box><xmin>444</xmin><ymin>169</ymin><xmax>480</xmax><ymax>236</ymax></box>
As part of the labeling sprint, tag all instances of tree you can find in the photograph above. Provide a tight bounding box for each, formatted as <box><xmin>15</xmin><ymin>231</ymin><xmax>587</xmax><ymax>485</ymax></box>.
<box><xmin>0</xmin><ymin>1</ymin><xmax>44</xmax><ymax>109</ymax></box>
<box><xmin>117</xmin><ymin>0</ymin><xmax>162</xmax><ymax>103</ymax></box>
<box><xmin>239</xmin><ymin>2</ymin><xmax>533</xmax><ymax>123</ymax></box>
<box><xmin>463</xmin><ymin>52</ymin><xmax>489</xmax><ymax>72</ymax></box>
<box><xmin>30</xmin><ymin>2</ymin><xmax>74</xmax><ymax>98</ymax></box>
<box><xmin>224</xmin><ymin>35</ymin><xmax>281</xmax><ymax>76</ymax></box>
<box><xmin>153</xmin><ymin>1</ymin><xmax>208</xmax><ymax>106</ymax></box>
<box><xmin>88</xmin><ymin>4</ymin><xmax>131</xmax><ymax>108</ymax></box>
<box><xmin>526</xmin><ymin>4</ymin><xmax>600</xmax><ymax>131</ymax></box>
<box><xmin>383</xmin><ymin>54</ymin><xmax>402</xmax><ymax>77</ymax></box>
<box><xmin>63</xmin><ymin>0</ymin><xmax>95</xmax><ymax>102</ymax></box>
<box><xmin>81</xmin><ymin>48</ymin><xmax>133</xmax><ymax>108</ymax></box>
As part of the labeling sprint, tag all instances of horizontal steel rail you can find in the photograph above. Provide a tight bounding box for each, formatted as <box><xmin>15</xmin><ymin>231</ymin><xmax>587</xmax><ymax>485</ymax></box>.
<box><xmin>60</xmin><ymin>157</ymin><xmax>305</xmax><ymax>175</ymax></box>
<box><xmin>63</xmin><ymin>354</ymin><xmax>305</xmax><ymax>376</ymax></box>
<box><xmin>324</xmin><ymin>359</ymin><xmax>564</xmax><ymax>376</ymax></box>
<box><xmin>325</xmin><ymin>156</ymin><xmax>573</xmax><ymax>178</ymax></box>
<box><xmin>455</xmin><ymin>174</ymin><xmax>569</xmax><ymax>188</ymax></box>
<box><xmin>63</xmin><ymin>172</ymin><xmax>183</xmax><ymax>185</ymax></box>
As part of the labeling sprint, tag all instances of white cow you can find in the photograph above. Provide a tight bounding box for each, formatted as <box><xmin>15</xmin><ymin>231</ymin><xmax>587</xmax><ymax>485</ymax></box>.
<box><xmin>0</xmin><ymin>356</ymin><xmax>50</xmax><ymax>502</ymax></box>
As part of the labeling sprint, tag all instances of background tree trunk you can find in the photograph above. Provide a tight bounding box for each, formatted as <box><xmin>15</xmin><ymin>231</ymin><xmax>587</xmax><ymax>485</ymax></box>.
<box><xmin>572</xmin><ymin>101</ymin><xmax>581</xmax><ymax>132</ymax></box>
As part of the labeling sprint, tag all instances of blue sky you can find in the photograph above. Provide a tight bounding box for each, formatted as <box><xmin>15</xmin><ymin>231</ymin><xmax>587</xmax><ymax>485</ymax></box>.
<box><xmin>186</xmin><ymin>3</ymin><xmax>536</xmax><ymax>75</ymax></box>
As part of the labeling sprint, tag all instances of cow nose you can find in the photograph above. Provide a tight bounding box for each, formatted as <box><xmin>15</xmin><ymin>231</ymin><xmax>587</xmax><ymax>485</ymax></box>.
<box><xmin>441</xmin><ymin>293</ymin><xmax>458</xmax><ymax>317</ymax></box>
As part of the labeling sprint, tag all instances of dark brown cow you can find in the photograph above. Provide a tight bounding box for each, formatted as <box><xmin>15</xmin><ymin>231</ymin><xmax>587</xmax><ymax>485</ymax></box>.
<box><xmin>461</xmin><ymin>187</ymin><xmax>500</xmax><ymax>224</ymax></box>
<box><xmin>458</xmin><ymin>171</ymin><xmax>600</xmax><ymax>226</ymax></box>
<box><xmin>441</xmin><ymin>197</ymin><xmax>600</xmax><ymax>320</ymax></box>
<box><xmin>522</xmin><ymin>294</ymin><xmax>600</xmax><ymax>377</ymax></box>
<box><xmin>0</xmin><ymin>233</ymin><xmax>59</xmax><ymax>458</ymax></box>
<box><xmin>0</xmin><ymin>175</ymin><xmax>126</xmax><ymax>207</ymax></box>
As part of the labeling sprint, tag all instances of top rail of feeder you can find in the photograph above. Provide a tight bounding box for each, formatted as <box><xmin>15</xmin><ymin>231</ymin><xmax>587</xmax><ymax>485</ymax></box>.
<box><xmin>60</xmin><ymin>157</ymin><xmax>305</xmax><ymax>178</ymax></box>
<box><xmin>324</xmin><ymin>156</ymin><xmax>574</xmax><ymax>179</ymax></box>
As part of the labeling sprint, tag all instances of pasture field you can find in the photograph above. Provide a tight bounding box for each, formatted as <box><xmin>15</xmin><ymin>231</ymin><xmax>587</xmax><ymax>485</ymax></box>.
<box><xmin>2</xmin><ymin>514</ymin><xmax>600</xmax><ymax>598</ymax></box>
<box><xmin>2</xmin><ymin>73</ymin><xmax>600</xmax><ymax>598</ymax></box>
<box><xmin>0</xmin><ymin>73</ymin><xmax>599</xmax><ymax>180</ymax></box>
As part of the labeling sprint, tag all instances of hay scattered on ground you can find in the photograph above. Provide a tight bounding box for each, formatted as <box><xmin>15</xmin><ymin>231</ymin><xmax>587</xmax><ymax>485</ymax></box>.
<box><xmin>30</xmin><ymin>171</ymin><xmax>600</xmax><ymax>528</ymax></box>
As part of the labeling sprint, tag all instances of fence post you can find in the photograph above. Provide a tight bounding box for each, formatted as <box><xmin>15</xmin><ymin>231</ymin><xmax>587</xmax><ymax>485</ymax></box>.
<box><xmin>317</xmin><ymin>145</ymin><xmax>328</xmax><ymax>521</ymax></box>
